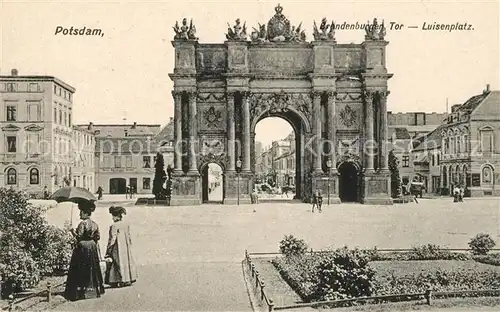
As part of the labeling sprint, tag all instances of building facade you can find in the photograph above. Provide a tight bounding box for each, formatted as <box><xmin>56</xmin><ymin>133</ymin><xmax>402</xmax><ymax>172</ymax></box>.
<box><xmin>0</xmin><ymin>69</ymin><xmax>81</xmax><ymax>197</ymax></box>
<box><xmin>438</xmin><ymin>86</ymin><xmax>500</xmax><ymax>196</ymax></box>
<box><xmin>72</xmin><ymin>126</ymin><xmax>96</xmax><ymax>191</ymax></box>
<box><xmin>87</xmin><ymin>120</ymin><xmax>175</xmax><ymax>195</ymax></box>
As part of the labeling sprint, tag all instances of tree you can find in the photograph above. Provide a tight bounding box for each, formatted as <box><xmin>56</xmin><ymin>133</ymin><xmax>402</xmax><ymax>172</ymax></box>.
<box><xmin>388</xmin><ymin>150</ymin><xmax>401</xmax><ymax>198</ymax></box>
<box><xmin>152</xmin><ymin>152</ymin><xmax>167</xmax><ymax>200</ymax></box>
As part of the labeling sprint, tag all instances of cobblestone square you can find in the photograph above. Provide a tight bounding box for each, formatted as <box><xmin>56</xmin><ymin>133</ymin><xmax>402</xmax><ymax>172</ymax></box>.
<box><xmin>46</xmin><ymin>197</ymin><xmax>500</xmax><ymax>311</ymax></box>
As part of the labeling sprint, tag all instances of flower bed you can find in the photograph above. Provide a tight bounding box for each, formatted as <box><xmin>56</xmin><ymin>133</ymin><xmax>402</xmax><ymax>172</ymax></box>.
<box><xmin>272</xmin><ymin>249</ymin><xmax>500</xmax><ymax>303</ymax></box>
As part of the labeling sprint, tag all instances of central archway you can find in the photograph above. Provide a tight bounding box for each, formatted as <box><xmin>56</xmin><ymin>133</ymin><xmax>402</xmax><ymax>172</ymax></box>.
<box><xmin>201</xmin><ymin>163</ymin><xmax>224</xmax><ymax>203</ymax></box>
<box><xmin>252</xmin><ymin>105</ymin><xmax>311</xmax><ymax>201</ymax></box>
<box><xmin>338</xmin><ymin>161</ymin><xmax>360</xmax><ymax>202</ymax></box>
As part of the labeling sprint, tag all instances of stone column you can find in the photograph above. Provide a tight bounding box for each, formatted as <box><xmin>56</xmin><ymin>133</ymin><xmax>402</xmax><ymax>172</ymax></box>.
<box><xmin>242</xmin><ymin>92</ymin><xmax>251</xmax><ymax>172</ymax></box>
<box><xmin>364</xmin><ymin>90</ymin><xmax>375</xmax><ymax>172</ymax></box>
<box><xmin>173</xmin><ymin>91</ymin><xmax>183</xmax><ymax>173</ymax></box>
<box><xmin>379</xmin><ymin>91</ymin><xmax>390</xmax><ymax>171</ymax></box>
<box><xmin>327</xmin><ymin>91</ymin><xmax>337</xmax><ymax>172</ymax></box>
<box><xmin>188</xmin><ymin>92</ymin><xmax>198</xmax><ymax>173</ymax></box>
<box><xmin>227</xmin><ymin>92</ymin><xmax>236</xmax><ymax>172</ymax></box>
<box><xmin>312</xmin><ymin>91</ymin><xmax>323</xmax><ymax>173</ymax></box>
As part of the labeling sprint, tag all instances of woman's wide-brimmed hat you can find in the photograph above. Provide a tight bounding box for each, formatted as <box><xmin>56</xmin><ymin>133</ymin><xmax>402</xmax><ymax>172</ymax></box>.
<box><xmin>109</xmin><ymin>206</ymin><xmax>127</xmax><ymax>216</ymax></box>
<box><xmin>78</xmin><ymin>200</ymin><xmax>96</xmax><ymax>214</ymax></box>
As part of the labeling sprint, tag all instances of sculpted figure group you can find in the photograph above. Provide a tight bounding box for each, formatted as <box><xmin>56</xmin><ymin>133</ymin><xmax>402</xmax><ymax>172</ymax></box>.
<box><xmin>172</xmin><ymin>5</ymin><xmax>386</xmax><ymax>43</ymax></box>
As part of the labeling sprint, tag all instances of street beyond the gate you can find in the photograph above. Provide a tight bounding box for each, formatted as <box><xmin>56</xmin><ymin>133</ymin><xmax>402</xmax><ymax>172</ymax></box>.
<box><xmin>46</xmin><ymin>197</ymin><xmax>500</xmax><ymax>311</ymax></box>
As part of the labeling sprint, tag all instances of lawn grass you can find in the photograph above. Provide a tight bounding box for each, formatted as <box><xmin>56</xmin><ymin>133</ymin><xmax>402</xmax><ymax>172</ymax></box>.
<box><xmin>257</xmin><ymin>254</ymin><xmax>500</xmax><ymax>310</ymax></box>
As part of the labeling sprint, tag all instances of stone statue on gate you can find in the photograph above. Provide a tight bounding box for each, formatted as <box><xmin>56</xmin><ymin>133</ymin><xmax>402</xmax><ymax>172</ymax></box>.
<box><xmin>251</xmin><ymin>23</ymin><xmax>267</xmax><ymax>42</ymax></box>
<box><xmin>226</xmin><ymin>18</ymin><xmax>248</xmax><ymax>41</ymax></box>
<box><xmin>250</xmin><ymin>4</ymin><xmax>306</xmax><ymax>43</ymax></box>
<box><xmin>313</xmin><ymin>18</ymin><xmax>336</xmax><ymax>41</ymax></box>
<box><xmin>173</xmin><ymin>18</ymin><xmax>198</xmax><ymax>40</ymax></box>
<box><xmin>365</xmin><ymin>18</ymin><xmax>386</xmax><ymax>40</ymax></box>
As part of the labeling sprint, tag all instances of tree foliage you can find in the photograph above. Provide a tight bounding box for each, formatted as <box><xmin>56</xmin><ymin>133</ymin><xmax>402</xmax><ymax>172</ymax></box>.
<box><xmin>152</xmin><ymin>152</ymin><xmax>167</xmax><ymax>200</ymax></box>
<box><xmin>0</xmin><ymin>188</ymin><xmax>73</xmax><ymax>296</ymax></box>
<box><xmin>388</xmin><ymin>150</ymin><xmax>401</xmax><ymax>198</ymax></box>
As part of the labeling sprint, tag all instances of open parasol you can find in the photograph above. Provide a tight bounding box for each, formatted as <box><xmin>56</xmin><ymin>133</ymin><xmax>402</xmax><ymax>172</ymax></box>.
<box><xmin>49</xmin><ymin>186</ymin><xmax>97</xmax><ymax>203</ymax></box>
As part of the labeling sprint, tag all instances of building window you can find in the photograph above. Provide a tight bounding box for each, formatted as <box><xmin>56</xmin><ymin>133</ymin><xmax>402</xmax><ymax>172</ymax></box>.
<box><xmin>6</xmin><ymin>83</ymin><xmax>16</xmax><ymax>92</ymax></box>
<box><xmin>143</xmin><ymin>178</ymin><xmax>151</xmax><ymax>190</ymax></box>
<box><xmin>58</xmin><ymin>88</ymin><xmax>61</xmax><ymax>96</ymax></box>
<box><xmin>30</xmin><ymin>168</ymin><xmax>39</xmax><ymax>184</ymax></box>
<box><xmin>114</xmin><ymin>156</ymin><xmax>121</xmax><ymax>168</ymax></box>
<box><xmin>59</xmin><ymin>110</ymin><xmax>62</xmax><ymax>124</ymax></box>
<box><xmin>482</xmin><ymin>166</ymin><xmax>493</xmax><ymax>183</ymax></box>
<box><xmin>28</xmin><ymin>83</ymin><xmax>39</xmax><ymax>92</ymax></box>
<box><xmin>6</xmin><ymin>168</ymin><xmax>17</xmax><ymax>185</ymax></box>
<box><xmin>54</xmin><ymin>85</ymin><xmax>57</xmax><ymax>94</ymax></box>
<box><xmin>68</xmin><ymin>113</ymin><xmax>72</xmax><ymax>126</ymax></box>
<box><xmin>64</xmin><ymin>112</ymin><xmax>67</xmax><ymax>126</ymax></box>
<box><xmin>126</xmin><ymin>156</ymin><xmax>133</xmax><ymax>168</ymax></box>
<box><xmin>143</xmin><ymin>156</ymin><xmax>151</xmax><ymax>168</ymax></box>
<box><xmin>27</xmin><ymin>133</ymin><xmax>40</xmax><ymax>154</ymax></box>
<box><xmin>54</xmin><ymin>108</ymin><xmax>57</xmax><ymax>122</ymax></box>
<box><xmin>464</xmin><ymin>135</ymin><xmax>469</xmax><ymax>152</ymax></box>
<box><xmin>6</xmin><ymin>136</ymin><xmax>17</xmax><ymax>153</ymax></box>
<box><xmin>480</xmin><ymin>129</ymin><xmax>494</xmax><ymax>152</ymax></box>
<box><xmin>69</xmin><ymin>93</ymin><xmax>72</xmax><ymax>102</ymax></box>
<box><xmin>437</xmin><ymin>154</ymin><xmax>440</xmax><ymax>165</ymax></box>
<box><xmin>402</xmin><ymin>155</ymin><xmax>410</xmax><ymax>167</ymax></box>
<box><xmin>6</xmin><ymin>106</ymin><xmax>16</xmax><ymax>121</ymax></box>
<box><xmin>28</xmin><ymin>104</ymin><xmax>40</xmax><ymax>121</ymax></box>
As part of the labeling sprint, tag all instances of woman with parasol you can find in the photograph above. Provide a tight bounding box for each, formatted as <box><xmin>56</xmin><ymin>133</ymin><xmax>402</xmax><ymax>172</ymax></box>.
<box><xmin>104</xmin><ymin>206</ymin><xmax>137</xmax><ymax>288</ymax></box>
<box><xmin>50</xmin><ymin>187</ymin><xmax>105</xmax><ymax>301</ymax></box>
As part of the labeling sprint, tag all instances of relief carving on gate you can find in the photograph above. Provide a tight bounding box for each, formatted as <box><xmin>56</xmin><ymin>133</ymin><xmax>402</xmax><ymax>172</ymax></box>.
<box><xmin>337</xmin><ymin>102</ymin><xmax>362</xmax><ymax>130</ymax></box>
<box><xmin>249</xmin><ymin>90</ymin><xmax>312</xmax><ymax>123</ymax></box>
<box><xmin>368</xmin><ymin>179</ymin><xmax>388</xmax><ymax>194</ymax></box>
<box><xmin>197</xmin><ymin>93</ymin><xmax>226</xmax><ymax>131</ymax></box>
<box><xmin>198</xmin><ymin>137</ymin><xmax>227</xmax><ymax>169</ymax></box>
<box><xmin>337</xmin><ymin>135</ymin><xmax>360</xmax><ymax>158</ymax></box>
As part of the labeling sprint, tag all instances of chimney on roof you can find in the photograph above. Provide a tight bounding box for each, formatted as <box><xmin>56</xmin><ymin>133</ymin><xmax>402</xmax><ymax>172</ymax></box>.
<box><xmin>132</xmin><ymin>122</ymin><xmax>137</xmax><ymax>129</ymax></box>
<box><xmin>484</xmin><ymin>84</ymin><xmax>490</xmax><ymax>93</ymax></box>
<box><xmin>11</xmin><ymin>69</ymin><xmax>18</xmax><ymax>76</ymax></box>
<box><xmin>88</xmin><ymin>122</ymin><xmax>93</xmax><ymax>130</ymax></box>
<box><xmin>451</xmin><ymin>104</ymin><xmax>461</xmax><ymax>113</ymax></box>
<box><xmin>169</xmin><ymin>117</ymin><xmax>174</xmax><ymax>122</ymax></box>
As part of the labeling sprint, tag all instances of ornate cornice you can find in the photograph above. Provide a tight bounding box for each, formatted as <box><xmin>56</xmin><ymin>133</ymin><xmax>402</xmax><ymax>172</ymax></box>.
<box><xmin>1</xmin><ymin>124</ymin><xmax>21</xmax><ymax>132</ymax></box>
<box><xmin>362</xmin><ymin>89</ymin><xmax>375</xmax><ymax>100</ymax></box>
<box><xmin>24</xmin><ymin>124</ymin><xmax>44</xmax><ymax>132</ymax></box>
<box><xmin>336</xmin><ymin>92</ymin><xmax>362</xmax><ymax>102</ymax></box>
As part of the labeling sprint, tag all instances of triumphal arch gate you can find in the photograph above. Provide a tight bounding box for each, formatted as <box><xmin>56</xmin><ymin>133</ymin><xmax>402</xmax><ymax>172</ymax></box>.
<box><xmin>169</xmin><ymin>5</ymin><xmax>393</xmax><ymax>205</ymax></box>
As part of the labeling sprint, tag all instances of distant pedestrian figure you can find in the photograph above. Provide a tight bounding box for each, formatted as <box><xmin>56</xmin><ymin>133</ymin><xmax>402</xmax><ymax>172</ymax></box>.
<box><xmin>96</xmin><ymin>186</ymin><xmax>103</xmax><ymax>200</ymax></box>
<box><xmin>453</xmin><ymin>186</ymin><xmax>460</xmax><ymax>203</ymax></box>
<box><xmin>104</xmin><ymin>206</ymin><xmax>137</xmax><ymax>288</ymax></box>
<box><xmin>311</xmin><ymin>189</ymin><xmax>322</xmax><ymax>213</ymax></box>
<box><xmin>459</xmin><ymin>186</ymin><xmax>464</xmax><ymax>202</ymax></box>
<box><xmin>43</xmin><ymin>186</ymin><xmax>50</xmax><ymax>200</ymax></box>
<box><xmin>251</xmin><ymin>189</ymin><xmax>259</xmax><ymax>204</ymax></box>
<box><xmin>125</xmin><ymin>186</ymin><xmax>130</xmax><ymax>199</ymax></box>
<box><xmin>129</xmin><ymin>186</ymin><xmax>134</xmax><ymax>199</ymax></box>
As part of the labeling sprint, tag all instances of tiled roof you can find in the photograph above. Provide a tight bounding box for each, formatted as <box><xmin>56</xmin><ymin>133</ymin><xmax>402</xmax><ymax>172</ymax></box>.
<box><xmin>458</xmin><ymin>91</ymin><xmax>491</xmax><ymax>112</ymax></box>
<box><xmin>77</xmin><ymin>124</ymin><xmax>162</xmax><ymax>138</ymax></box>
<box><xmin>412</xmin><ymin>124</ymin><xmax>445</xmax><ymax>152</ymax></box>
<box><xmin>388</xmin><ymin>127</ymin><xmax>411</xmax><ymax>140</ymax></box>
<box><xmin>154</xmin><ymin>118</ymin><xmax>174</xmax><ymax>145</ymax></box>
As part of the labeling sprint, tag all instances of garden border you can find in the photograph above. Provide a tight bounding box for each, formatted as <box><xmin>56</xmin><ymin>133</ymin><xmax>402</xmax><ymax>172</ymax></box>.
<box><xmin>0</xmin><ymin>280</ymin><xmax>65</xmax><ymax>311</ymax></box>
<box><xmin>244</xmin><ymin>248</ymin><xmax>500</xmax><ymax>311</ymax></box>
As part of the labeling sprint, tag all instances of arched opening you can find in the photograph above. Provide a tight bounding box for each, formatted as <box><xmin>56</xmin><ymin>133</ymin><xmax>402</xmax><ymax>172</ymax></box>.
<box><xmin>6</xmin><ymin>168</ymin><xmax>17</xmax><ymax>185</ymax></box>
<box><xmin>442</xmin><ymin>166</ymin><xmax>448</xmax><ymax>194</ymax></box>
<box><xmin>109</xmin><ymin>178</ymin><xmax>127</xmax><ymax>194</ymax></box>
<box><xmin>201</xmin><ymin>163</ymin><xmax>224</xmax><ymax>203</ymax></box>
<box><xmin>254</xmin><ymin>116</ymin><xmax>301</xmax><ymax>200</ymax></box>
<box><xmin>338</xmin><ymin>161</ymin><xmax>360</xmax><ymax>202</ymax></box>
<box><xmin>29</xmin><ymin>168</ymin><xmax>39</xmax><ymax>185</ymax></box>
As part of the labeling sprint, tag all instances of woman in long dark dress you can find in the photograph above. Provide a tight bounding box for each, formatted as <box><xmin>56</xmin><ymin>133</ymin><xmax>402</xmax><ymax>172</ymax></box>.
<box><xmin>64</xmin><ymin>200</ymin><xmax>105</xmax><ymax>301</ymax></box>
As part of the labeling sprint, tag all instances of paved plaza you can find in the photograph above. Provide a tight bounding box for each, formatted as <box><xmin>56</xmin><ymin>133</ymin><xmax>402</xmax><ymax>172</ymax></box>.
<box><xmin>44</xmin><ymin>196</ymin><xmax>500</xmax><ymax>311</ymax></box>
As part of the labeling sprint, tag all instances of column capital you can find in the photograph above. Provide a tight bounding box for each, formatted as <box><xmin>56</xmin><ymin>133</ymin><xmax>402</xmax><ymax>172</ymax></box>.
<box><xmin>171</xmin><ymin>90</ymin><xmax>182</xmax><ymax>97</ymax></box>
<box><xmin>378</xmin><ymin>90</ymin><xmax>390</xmax><ymax>98</ymax></box>
<box><xmin>226</xmin><ymin>91</ymin><xmax>235</xmax><ymax>100</ymax></box>
<box><xmin>311</xmin><ymin>90</ymin><xmax>323</xmax><ymax>98</ymax></box>
<box><xmin>240</xmin><ymin>91</ymin><xmax>252</xmax><ymax>98</ymax></box>
<box><xmin>363</xmin><ymin>89</ymin><xmax>375</xmax><ymax>101</ymax></box>
<box><xmin>326</xmin><ymin>91</ymin><xmax>338</xmax><ymax>98</ymax></box>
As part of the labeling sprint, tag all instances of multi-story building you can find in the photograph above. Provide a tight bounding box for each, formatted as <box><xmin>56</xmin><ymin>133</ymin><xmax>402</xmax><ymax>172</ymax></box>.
<box><xmin>387</xmin><ymin>112</ymin><xmax>447</xmax><ymax>188</ymax></box>
<box><xmin>72</xmin><ymin>126</ymin><xmax>96</xmax><ymax>191</ymax></box>
<box><xmin>86</xmin><ymin>119</ymin><xmax>175</xmax><ymax>195</ymax></box>
<box><xmin>421</xmin><ymin>85</ymin><xmax>500</xmax><ymax>197</ymax></box>
<box><xmin>0</xmin><ymin>69</ymin><xmax>78</xmax><ymax>196</ymax></box>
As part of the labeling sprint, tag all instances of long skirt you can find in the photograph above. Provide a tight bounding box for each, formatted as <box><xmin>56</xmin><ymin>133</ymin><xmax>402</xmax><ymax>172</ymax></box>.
<box><xmin>105</xmin><ymin>241</ymin><xmax>137</xmax><ymax>286</ymax></box>
<box><xmin>64</xmin><ymin>240</ymin><xmax>105</xmax><ymax>301</ymax></box>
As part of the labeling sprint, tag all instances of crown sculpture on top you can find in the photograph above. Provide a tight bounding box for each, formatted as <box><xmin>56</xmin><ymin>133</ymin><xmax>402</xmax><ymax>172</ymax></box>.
<box><xmin>312</xmin><ymin>18</ymin><xmax>336</xmax><ymax>41</ymax></box>
<box><xmin>250</xmin><ymin>4</ymin><xmax>306</xmax><ymax>43</ymax></box>
<box><xmin>173</xmin><ymin>18</ymin><xmax>198</xmax><ymax>40</ymax></box>
<box><xmin>226</xmin><ymin>19</ymin><xmax>248</xmax><ymax>41</ymax></box>
<box><xmin>365</xmin><ymin>18</ymin><xmax>386</xmax><ymax>40</ymax></box>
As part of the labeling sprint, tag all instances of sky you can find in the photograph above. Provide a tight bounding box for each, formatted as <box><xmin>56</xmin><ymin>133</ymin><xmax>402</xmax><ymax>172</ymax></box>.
<box><xmin>1</xmin><ymin>0</ymin><xmax>499</xmax><ymax>147</ymax></box>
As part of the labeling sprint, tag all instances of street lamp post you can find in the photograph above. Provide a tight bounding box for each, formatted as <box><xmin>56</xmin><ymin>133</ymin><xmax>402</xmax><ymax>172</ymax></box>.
<box><xmin>326</xmin><ymin>159</ymin><xmax>332</xmax><ymax>205</ymax></box>
<box><xmin>236</xmin><ymin>159</ymin><xmax>242</xmax><ymax>205</ymax></box>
